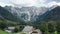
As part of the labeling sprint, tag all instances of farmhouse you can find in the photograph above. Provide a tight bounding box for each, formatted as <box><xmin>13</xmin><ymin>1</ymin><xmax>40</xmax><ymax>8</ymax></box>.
<box><xmin>4</xmin><ymin>26</ymin><xmax>16</xmax><ymax>32</ymax></box>
<box><xmin>21</xmin><ymin>26</ymin><xmax>42</xmax><ymax>34</ymax></box>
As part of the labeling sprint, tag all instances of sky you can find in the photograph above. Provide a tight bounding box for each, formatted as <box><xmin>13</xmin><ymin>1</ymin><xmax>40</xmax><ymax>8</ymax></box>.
<box><xmin>0</xmin><ymin>0</ymin><xmax>60</xmax><ymax>7</ymax></box>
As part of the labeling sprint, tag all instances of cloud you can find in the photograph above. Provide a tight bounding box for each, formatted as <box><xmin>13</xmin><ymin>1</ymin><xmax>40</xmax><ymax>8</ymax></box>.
<box><xmin>9</xmin><ymin>0</ymin><xmax>60</xmax><ymax>7</ymax></box>
<box><xmin>0</xmin><ymin>2</ymin><xmax>14</xmax><ymax>7</ymax></box>
<box><xmin>0</xmin><ymin>0</ymin><xmax>60</xmax><ymax>7</ymax></box>
<box><xmin>0</xmin><ymin>2</ymin><xmax>6</xmax><ymax>7</ymax></box>
<box><xmin>46</xmin><ymin>1</ymin><xmax>60</xmax><ymax>7</ymax></box>
<box><xmin>10</xmin><ymin>0</ymin><xmax>37</xmax><ymax>7</ymax></box>
<box><xmin>0</xmin><ymin>0</ymin><xmax>47</xmax><ymax>7</ymax></box>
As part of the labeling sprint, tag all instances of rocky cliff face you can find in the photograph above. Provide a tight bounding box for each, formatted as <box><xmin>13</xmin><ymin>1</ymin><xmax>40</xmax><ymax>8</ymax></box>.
<box><xmin>4</xmin><ymin>6</ymin><xmax>48</xmax><ymax>22</ymax></box>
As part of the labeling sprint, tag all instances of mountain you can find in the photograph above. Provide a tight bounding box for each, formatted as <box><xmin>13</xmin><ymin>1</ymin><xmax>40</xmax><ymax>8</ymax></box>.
<box><xmin>0</xmin><ymin>6</ymin><xmax>27</xmax><ymax>25</ymax></box>
<box><xmin>4</xmin><ymin>6</ymin><xmax>48</xmax><ymax>22</ymax></box>
<box><xmin>0</xmin><ymin>5</ymin><xmax>60</xmax><ymax>25</ymax></box>
<box><xmin>37</xmin><ymin>6</ymin><xmax>60</xmax><ymax>22</ymax></box>
<box><xmin>0</xmin><ymin>6</ymin><xmax>17</xmax><ymax>21</ymax></box>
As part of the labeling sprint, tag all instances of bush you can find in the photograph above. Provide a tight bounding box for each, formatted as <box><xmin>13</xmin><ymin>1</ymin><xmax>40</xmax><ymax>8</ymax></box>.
<box><xmin>21</xmin><ymin>32</ymin><xmax>26</xmax><ymax>34</ymax></box>
<box><xmin>44</xmin><ymin>31</ymin><xmax>50</xmax><ymax>34</ymax></box>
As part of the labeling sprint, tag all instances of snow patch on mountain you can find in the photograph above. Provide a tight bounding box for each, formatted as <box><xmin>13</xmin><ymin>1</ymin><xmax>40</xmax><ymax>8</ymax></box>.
<box><xmin>4</xmin><ymin>6</ymin><xmax>48</xmax><ymax>22</ymax></box>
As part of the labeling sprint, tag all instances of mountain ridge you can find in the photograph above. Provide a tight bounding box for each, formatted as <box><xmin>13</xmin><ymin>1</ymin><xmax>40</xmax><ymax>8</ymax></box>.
<box><xmin>37</xmin><ymin>6</ymin><xmax>60</xmax><ymax>22</ymax></box>
<box><xmin>0</xmin><ymin>5</ymin><xmax>60</xmax><ymax>24</ymax></box>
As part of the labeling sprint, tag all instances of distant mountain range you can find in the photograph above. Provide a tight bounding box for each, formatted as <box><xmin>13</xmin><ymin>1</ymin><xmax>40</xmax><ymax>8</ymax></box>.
<box><xmin>37</xmin><ymin>5</ymin><xmax>60</xmax><ymax>22</ymax></box>
<box><xmin>4</xmin><ymin>6</ymin><xmax>48</xmax><ymax>22</ymax></box>
<box><xmin>0</xmin><ymin>5</ymin><xmax>60</xmax><ymax>24</ymax></box>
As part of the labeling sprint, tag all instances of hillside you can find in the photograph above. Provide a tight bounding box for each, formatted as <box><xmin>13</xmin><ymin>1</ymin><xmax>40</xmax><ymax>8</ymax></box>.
<box><xmin>38</xmin><ymin>6</ymin><xmax>60</xmax><ymax>22</ymax></box>
<box><xmin>0</xmin><ymin>6</ymin><xmax>26</xmax><ymax>25</ymax></box>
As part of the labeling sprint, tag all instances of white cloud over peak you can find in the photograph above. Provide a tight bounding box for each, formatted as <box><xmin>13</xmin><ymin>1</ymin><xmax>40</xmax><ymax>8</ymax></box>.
<box><xmin>0</xmin><ymin>0</ymin><xmax>60</xmax><ymax>7</ymax></box>
<box><xmin>0</xmin><ymin>2</ymin><xmax>6</xmax><ymax>7</ymax></box>
<box><xmin>10</xmin><ymin>0</ymin><xmax>46</xmax><ymax>7</ymax></box>
<box><xmin>0</xmin><ymin>0</ymin><xmax>47</xmax><ymax>7</ymax></box>
<box><xmin>47</xmin><ymin>1</ymin><xmax>60</xmax><ymax>7</ymax></box>
<box><xmin>0</xmin><ymin>2</ymin><xmax>14</xmax><ymax>7</ymax></box>
<box><xmin>10</xmin><ymin>0</ymin><xmax>37</xmax><ymax>7</ymax></box>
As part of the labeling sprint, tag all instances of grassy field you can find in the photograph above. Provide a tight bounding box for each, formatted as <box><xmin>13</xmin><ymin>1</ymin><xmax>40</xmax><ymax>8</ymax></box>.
<box><xmin>0</xmin><ymin>30</ymin><xmax>9</xmax><ymax>34</ymax></box>
<box><xmin>0</xmin><ymin>30</ymin><xmax>17</xmax><ymax>34</ymax></box>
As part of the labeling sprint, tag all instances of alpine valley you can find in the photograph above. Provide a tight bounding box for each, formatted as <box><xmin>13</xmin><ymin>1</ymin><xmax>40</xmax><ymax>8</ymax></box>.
<box><xmin>0</xmin><ymin>5</ymin><xmax>60</xmax><ymax>25</ymax></box>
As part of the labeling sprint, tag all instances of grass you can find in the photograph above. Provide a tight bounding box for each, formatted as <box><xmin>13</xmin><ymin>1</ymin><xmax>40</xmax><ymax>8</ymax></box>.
<box><xmin>0</xmin><ymin>30</ymin><xmax>9</xmax><ymax>34</ymax></box>
<box><xmin>0</xmin><ymin>30</ymin><xmax>17</xmax><ymax>34</ymax></box>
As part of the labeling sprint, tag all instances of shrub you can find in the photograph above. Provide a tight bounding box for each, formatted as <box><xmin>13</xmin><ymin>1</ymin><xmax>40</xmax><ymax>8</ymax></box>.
<box><xmin>21</xmin><ymin>32</ymin><xmax>26</xmax><ymax>34</ymax></box>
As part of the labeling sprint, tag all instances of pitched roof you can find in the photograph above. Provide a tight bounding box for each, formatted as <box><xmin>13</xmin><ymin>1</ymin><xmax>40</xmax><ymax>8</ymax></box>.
<box><xmin>8</xmin><ymin>27</ymin><xmax>15</xmax><ymax>30</ymax></box>
<box><xmin>22</xmin><ymin>26</ymin><xmax>33</xmax><ymax>32</ymax></box>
